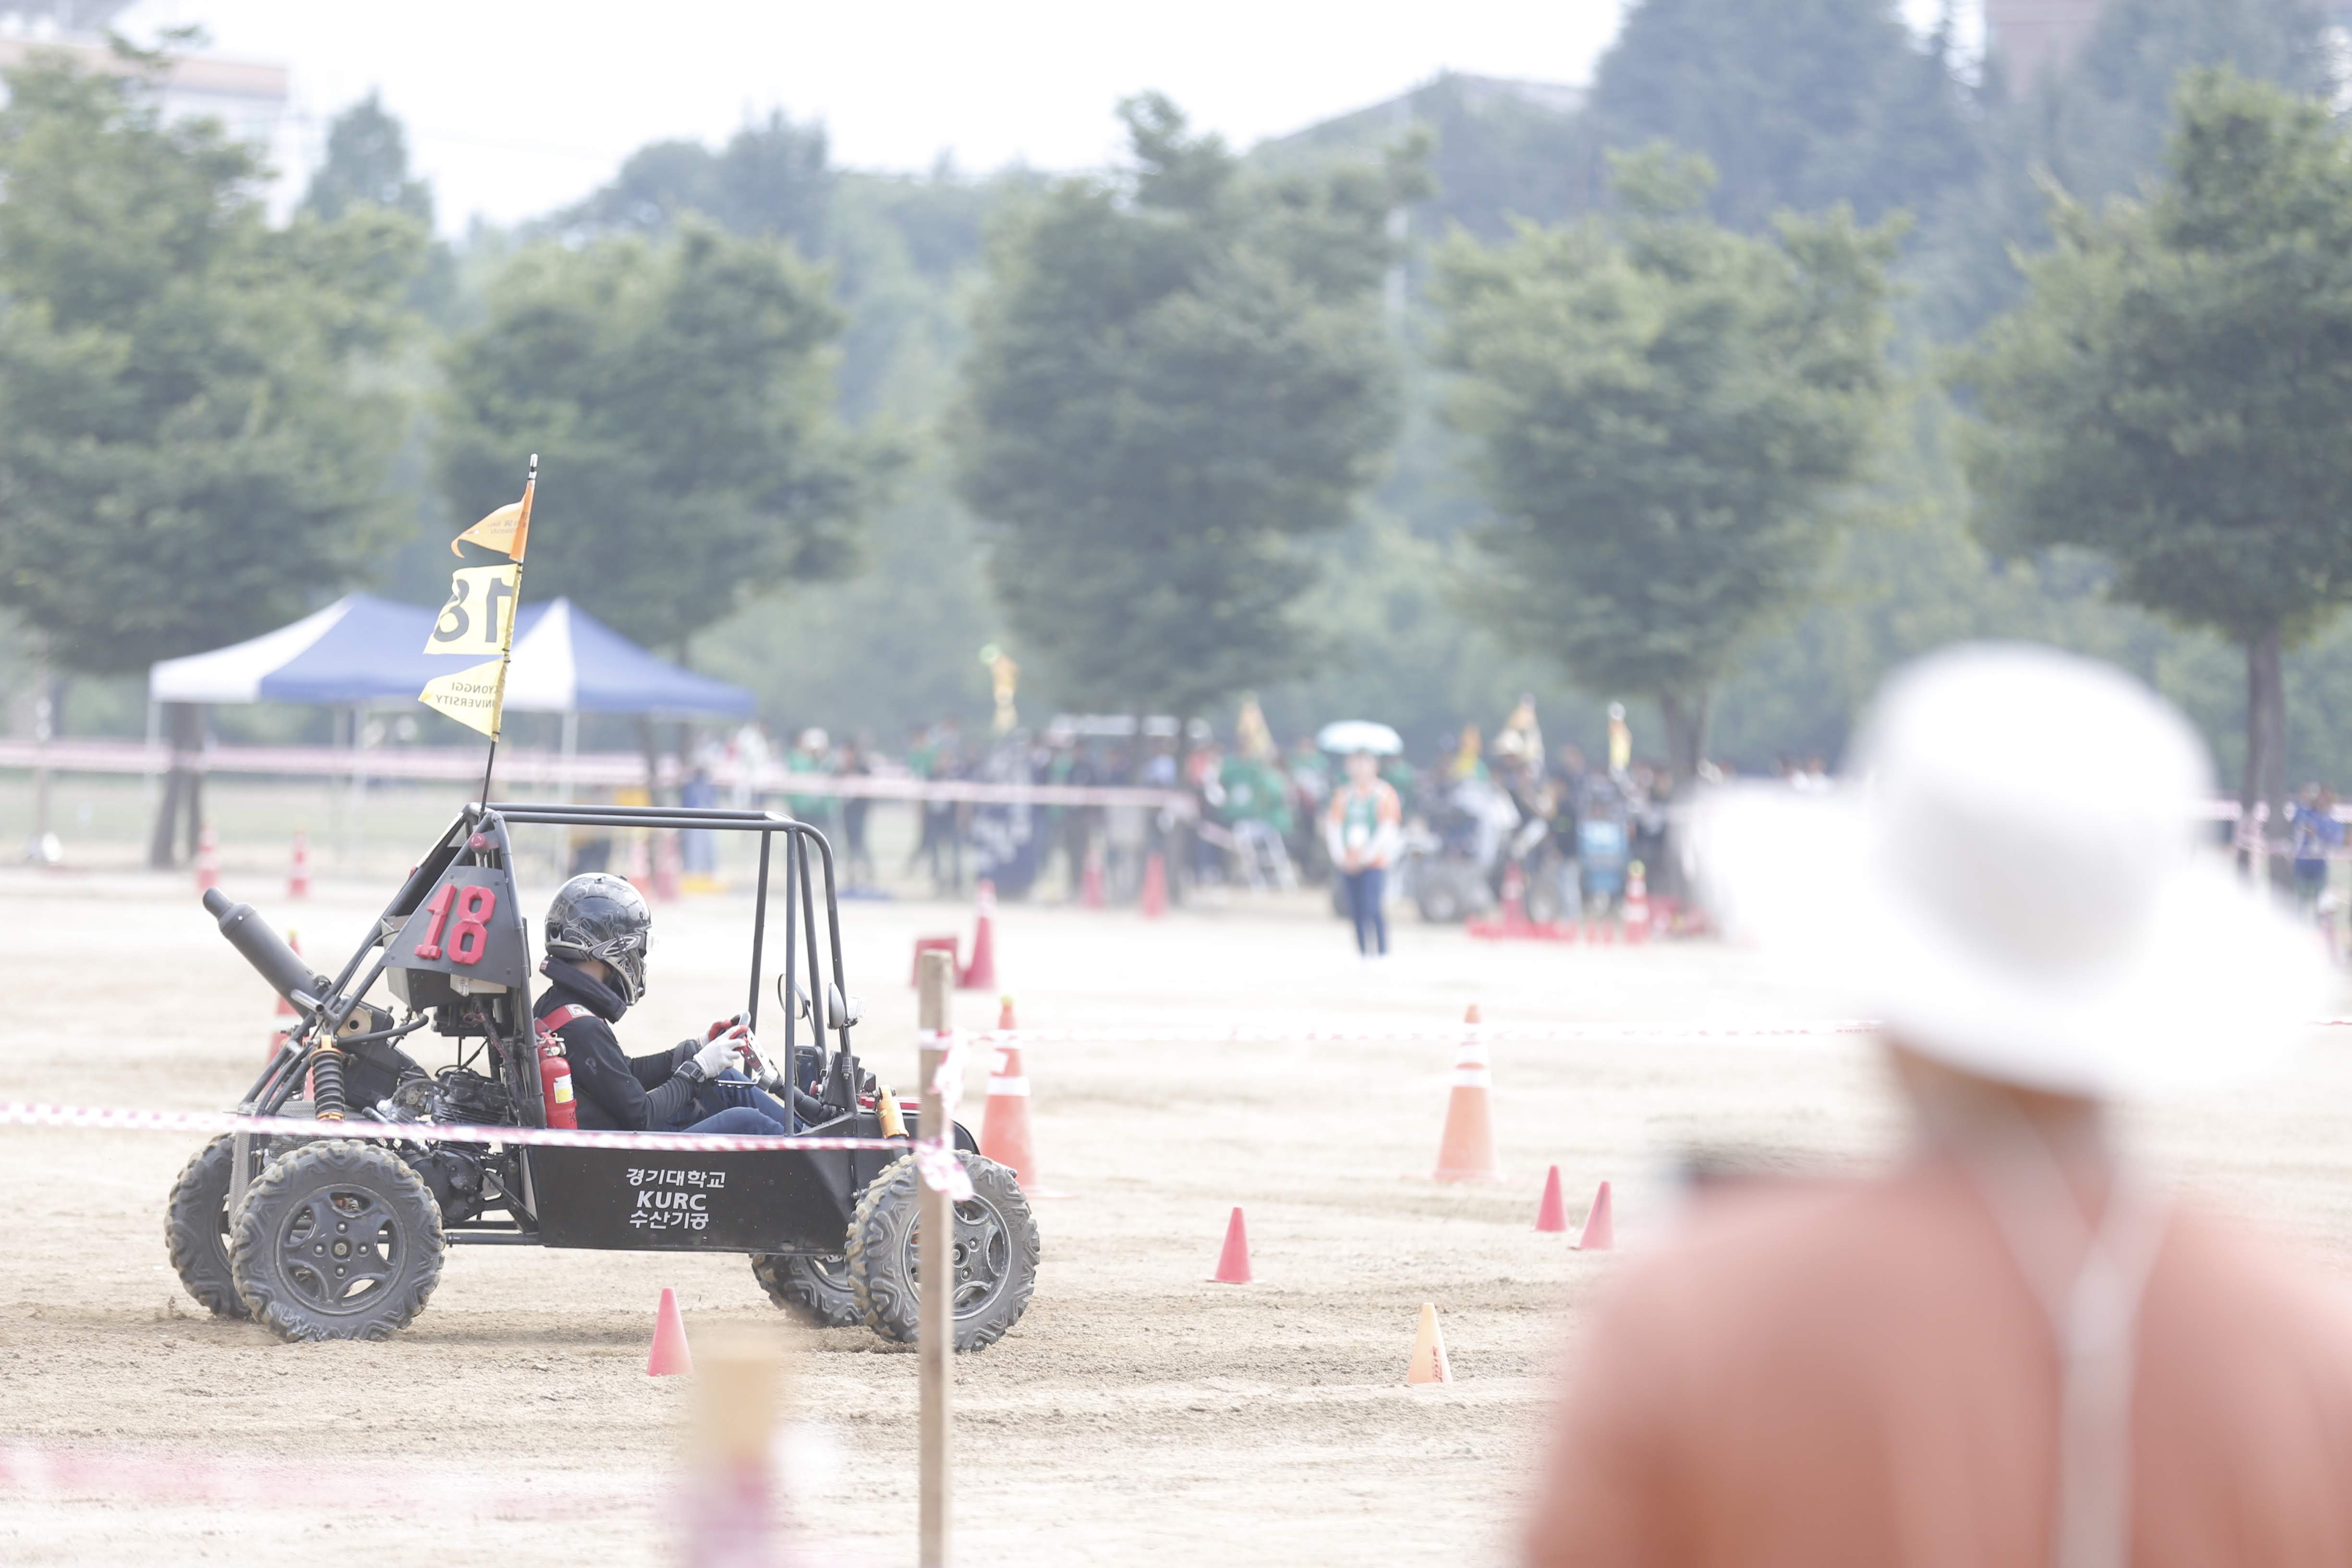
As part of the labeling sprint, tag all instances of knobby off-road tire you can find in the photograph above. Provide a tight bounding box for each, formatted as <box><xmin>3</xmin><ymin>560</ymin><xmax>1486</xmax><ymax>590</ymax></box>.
<box><xmin>847</xmin><ymin>1153</ymin><xmax>1038</xmax><ymax>1352</ymax></box>
<box><xmin>230</xmin><ymin>1139</ymin><xmax>444</xmax><ymax>1342</ymax></box>
<box><xmin>165</xmin><ymin>1136</ymin><xmax>250</xmax><ymax>1319</ymax></box>
<box><xmin>751</xmin><ymin>1251</ymin><xmax>863</xmax><ymax>1327</ymax></box>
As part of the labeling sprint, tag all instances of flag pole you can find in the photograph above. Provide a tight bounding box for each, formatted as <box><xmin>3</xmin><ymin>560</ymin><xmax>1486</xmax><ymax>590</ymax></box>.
<box><xmin>475</xmin><ymin>452</ymin><xmax>536</xmax><ymax>815</ymax></box>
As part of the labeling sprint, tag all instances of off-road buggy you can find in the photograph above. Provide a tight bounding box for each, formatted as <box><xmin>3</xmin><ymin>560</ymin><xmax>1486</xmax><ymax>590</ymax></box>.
<box><xmin>166</xmin><ymin>801</ymin><xmax>1039</xmax><ymax>1348</ymax></box>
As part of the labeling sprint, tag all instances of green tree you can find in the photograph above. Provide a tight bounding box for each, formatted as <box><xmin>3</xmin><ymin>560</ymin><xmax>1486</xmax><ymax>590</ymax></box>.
<box><xmin>552</xmin><ymin>111</ymin><xmax>832</xmax><ymax>256</ymax></box>
<box><xmin>435</xmin><ymin>221</ymin><xmax>877</xmax><ymax>653</ymax></box>
<box><xmin>0</xmin><ymin>53</ymin><xmax>425</xmax><ymax>676</ymax></box>
<box><xmin>1910</xmin><ymin>0</ymin><xmax>2329</xmax><ymax>339</ymax></box>
<box><xmin>1956</xmin><ymin>69</ymin><xmax>2352</xmax><ymax>852</ymax></box>
<box><xmin>1589</xmin><ymin>0</ymin><xmax>1978</xmax><ymax>232</ymax></box>
<box><xmin>952</xmin><ymin>95</ymin><xmax>1416</xmax><ymax>718</ymax></box>
<box><xmin>301</xmin><ymin>90</ymin><xmax>432</xmax><ymax>224</ymax></box>
<box><xmin>1434</xmin><ymin>147</ymin><xmax>1900</xmax><ymax>779</ymax></box>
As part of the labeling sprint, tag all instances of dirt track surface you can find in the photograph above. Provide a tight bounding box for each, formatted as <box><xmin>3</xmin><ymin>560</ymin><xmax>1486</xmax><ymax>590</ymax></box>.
<box><xmin>4</xmin><ymin>869</ymin><xmax>2350</xmax><ymax>1565</ymax></box>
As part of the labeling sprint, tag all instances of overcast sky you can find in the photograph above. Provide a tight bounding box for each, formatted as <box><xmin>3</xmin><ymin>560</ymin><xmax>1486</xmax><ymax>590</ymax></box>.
<box><xmin>113</xmin><ymin>0</ymin><xmax>1980</xmax><ymax>235</ymax></box>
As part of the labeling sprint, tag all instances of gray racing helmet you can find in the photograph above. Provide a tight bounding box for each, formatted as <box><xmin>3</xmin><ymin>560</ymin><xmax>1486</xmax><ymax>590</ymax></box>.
<box><xmin>544</xmin><ymin>873</ymin><xmax>653</xmax><ymax>1004</ymax></box>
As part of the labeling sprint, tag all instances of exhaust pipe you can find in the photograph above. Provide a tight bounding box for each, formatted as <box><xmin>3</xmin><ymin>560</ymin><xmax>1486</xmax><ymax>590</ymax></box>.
<box><xmin>201</xmin><ymin>887</ymin><xmax>328</xmax><ymax>1011</ymax></box>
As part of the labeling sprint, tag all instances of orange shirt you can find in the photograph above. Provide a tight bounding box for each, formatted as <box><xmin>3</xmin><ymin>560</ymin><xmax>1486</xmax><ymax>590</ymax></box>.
<box><xmin>1526</xmin><ymin>1160</ymin><xmax>2352</xmax><ymax>1568</ymax></box>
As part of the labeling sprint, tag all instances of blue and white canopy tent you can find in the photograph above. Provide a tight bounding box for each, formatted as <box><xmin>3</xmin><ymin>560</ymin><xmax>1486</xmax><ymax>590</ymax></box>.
<box><xmin>146</xmin><ymin>595</ymin><xmax>755</xmax><ymax>848</ymax></box>
<box><xmin>149</xmin><ymin>593</ymin><xmax>753</xmax><ymax>719</ymax></box>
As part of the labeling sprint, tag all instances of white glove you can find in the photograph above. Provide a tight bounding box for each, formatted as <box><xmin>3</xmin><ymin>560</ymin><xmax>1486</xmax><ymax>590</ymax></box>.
<box><xmin>733</xmin><ymin>1029</ymin><xmax>785</xmax><ymax>1091</ymax></box>
<box><xmin>690</xmin><ymin>1033</ymin><xmax>741</xmax><ymax>1081</ymax></box>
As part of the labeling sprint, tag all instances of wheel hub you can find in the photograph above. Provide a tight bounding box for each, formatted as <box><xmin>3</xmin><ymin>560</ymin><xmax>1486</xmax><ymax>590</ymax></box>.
<box><xmin>276</xmin><ymin>1186</ymin><xmax>401</xmax><ymax>1315</ymax></box>
<box><xmin>909</xmin><ymin>1193</ymin><xmax>1013</xmax><ymax>1318</ymax></box>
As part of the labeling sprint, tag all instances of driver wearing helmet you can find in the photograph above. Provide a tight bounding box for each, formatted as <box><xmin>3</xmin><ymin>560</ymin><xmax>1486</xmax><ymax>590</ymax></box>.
<box><xmin>533</xmin><ymin>873</ymin><xmax>795</xmax><ymax>1136</ymax></box>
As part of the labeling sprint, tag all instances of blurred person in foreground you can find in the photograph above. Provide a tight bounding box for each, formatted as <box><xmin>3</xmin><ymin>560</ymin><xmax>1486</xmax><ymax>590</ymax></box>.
<box><xmin>1326</xmin><ymin>748</ymin><xmax>1403</xmax><ymax>958</ymax></box>
<box><xmin>1525</xmin><ymin>644</ymin><xmax>2344</xmax><ymax>1568</ymax></box>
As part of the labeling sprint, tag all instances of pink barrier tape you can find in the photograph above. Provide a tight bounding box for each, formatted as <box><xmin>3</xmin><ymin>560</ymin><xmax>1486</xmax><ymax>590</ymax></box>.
<box><xmin>0</xmin><ymin>1102</ymin><xmax>908</xmax><ymax>1154</ymax></box>
<box><xmin>911</xmin><ymin>1030</ymin><xmax>975</xmax><ymax>1201</ymax></box>
<box><xmin>951</xmin><ymin>1017</ymin><xmax>2352</xmax><ymax>1045</ymax></box>
<box><xmin>0</xmin><ymin>1442</ymin><xmax>612</xmax><ymax>1516</ymax></box>
<box><xmin>950</xmin><ymin>1020</ymin><xmax>1890</xmax><ymax>1045</ymax></box>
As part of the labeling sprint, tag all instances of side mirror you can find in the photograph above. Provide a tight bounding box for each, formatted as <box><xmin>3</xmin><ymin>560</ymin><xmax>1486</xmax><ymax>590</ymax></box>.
<box><xmin>774</xmin><ymin>974</ymin><xmax>859</xmax><ymax>1031</ymax></box>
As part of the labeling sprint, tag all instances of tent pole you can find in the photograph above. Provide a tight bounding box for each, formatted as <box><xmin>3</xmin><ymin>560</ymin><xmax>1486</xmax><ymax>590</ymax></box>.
<box><xmin>141</xmin><ymin>695</ymin><xmax>161</xmax><ymax>822</ymax></box>
<box><xmin>560</xmin><ymin>710</ymin><xmax>578</xmax><ymax>806</ymax></box>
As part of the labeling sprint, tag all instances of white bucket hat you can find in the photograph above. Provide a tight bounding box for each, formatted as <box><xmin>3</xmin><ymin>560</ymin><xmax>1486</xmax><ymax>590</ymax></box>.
<box><xmin>1690</xmin><ymin>644</ymin><xmax>2328</xmax><ymax>1096</ymax></box>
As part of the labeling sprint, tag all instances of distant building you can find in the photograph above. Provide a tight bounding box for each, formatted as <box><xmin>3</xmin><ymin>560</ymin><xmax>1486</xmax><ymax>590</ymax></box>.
<box><xmin>0</xmin><ymin>4</ymin><xmax>288</xmax><ymax>148</ymax></box>
<box><xmin>1983</xmin><ymin>0</ymin><xmax>2104</xmax><ymax>89</ymax></box>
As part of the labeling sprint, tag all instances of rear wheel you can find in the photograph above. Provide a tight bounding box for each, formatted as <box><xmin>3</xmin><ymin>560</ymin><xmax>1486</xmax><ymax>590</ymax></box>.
<box><xmin>751</xmin><ymin>1251</ymin><xmax>862</xmax><ymax>1327</ymax></box>
<box><xmin>165</xmin><ymin>1137</ymin><xmax>250</xmax><ymax>1319</ymax></box>
<box><xmin>230</xmin><ymin>1140</ymin><xmax>444</xmax><ymax>1342</ymax></box>
<box><xmin>848</xmin><ymin>1154</ymin><xmax>1038</xmax><ymax>1352</ymax></box>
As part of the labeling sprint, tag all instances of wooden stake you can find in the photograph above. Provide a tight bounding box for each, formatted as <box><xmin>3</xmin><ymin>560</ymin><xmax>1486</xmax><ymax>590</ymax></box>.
<box><xmin>917</xmin><ymin>949</ymin><xmax>954</xmax><ymax>1568</ymax></box>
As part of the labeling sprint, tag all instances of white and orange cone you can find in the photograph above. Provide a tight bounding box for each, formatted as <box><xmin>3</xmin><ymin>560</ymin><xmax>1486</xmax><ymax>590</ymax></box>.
<box><xmin>647</xmin><ymin>1287</ymin><xmax>693</xmax><ymax>1376</ymax></box>
<box><xmin>1575</xmin><ymin>1179</ymin><xmax>1615</xmax><ymax>1251</ymax></box>
<box><xmin>959</xmin><ymin>879</ymin><xmax>998</xmax><ymax>990</ymax></box>
<box><xmin>1432</xmin><ymin>1005</ymin><xmax>1503</xmax><ymax>1182</ymax></box>
<box><xmin>288</xmin><ymin>827</ymin><xmax>311</xmax><ymax>900</ymax></box>
<box><xmin>194</xmin><ymin>825</ymin><xmax>219</xmax><ymax>895</ymax></box>
<box><xmin>981</xmin><ymin>996</ymin><xmax>1066</xmax><ymax>1197</ymax></box>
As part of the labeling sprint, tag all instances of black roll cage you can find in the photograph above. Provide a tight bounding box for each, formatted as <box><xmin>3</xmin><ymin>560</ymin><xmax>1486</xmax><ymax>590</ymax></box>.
<box><xmin>241</xmin><ymin>801</ymin><xmax>861</xmax><ymax>1131</ymax></box>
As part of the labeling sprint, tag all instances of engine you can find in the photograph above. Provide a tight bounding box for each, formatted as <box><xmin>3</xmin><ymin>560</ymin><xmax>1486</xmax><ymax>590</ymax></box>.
<box><xmin>379</xmin><ymin>1067</ymin><xmax>517</xmax><ymax>1226</ymax></box>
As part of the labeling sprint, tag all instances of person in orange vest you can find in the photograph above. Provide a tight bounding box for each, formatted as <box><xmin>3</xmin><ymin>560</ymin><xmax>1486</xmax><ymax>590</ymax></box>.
<box><xmin>1523</xmin><ymin>646</ymin><xmax>2344</xmax><ymax>1568</ymax></box>
<box><xmin>1324</xmin><ymin>749</ymin><xmax>1403</xmax><ymax>957</ymax></box>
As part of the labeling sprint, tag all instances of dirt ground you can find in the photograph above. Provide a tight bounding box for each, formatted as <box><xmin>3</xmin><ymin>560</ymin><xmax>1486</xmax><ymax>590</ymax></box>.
<box><xmin>4</xmin><ymin>865</ymin><xmax>2351</xmax><ymax>1566</ymax></box>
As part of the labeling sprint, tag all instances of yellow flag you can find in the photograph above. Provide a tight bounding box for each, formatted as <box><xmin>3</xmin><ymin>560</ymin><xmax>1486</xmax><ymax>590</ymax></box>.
<box><xmin>450</xmin><ymin>496</ymin><xmax>533</xmax><ymax>560</ymax></box>
<box><xmin>422</xmin><ymin>458</ymin><xmax>534</xmax><ymax>743</ymax></box>
<box><xmin>424</xmin><ymin>564</ymin><xmax>521</xmax><ymax>657</ymax></box>
<box><xmin>417</xmin><ymin>658</ymin><xmax>508</xmax><ymax>739</ymax></box>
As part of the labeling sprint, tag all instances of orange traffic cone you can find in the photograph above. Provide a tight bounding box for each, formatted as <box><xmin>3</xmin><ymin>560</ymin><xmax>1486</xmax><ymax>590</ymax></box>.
<box><xmin>1210</xmin><ymin>1207</ymin><xmax>1252</xmax><ymax>1284</ymax></box>
<box><xmin>1535</xmin><ymin>1164</ymin><xmax>1567</xmax><ymax>1232</ymax></box>
<box><xmin>194</xmin><ymin>825</ymin><xmax>219</xmax><ymax>894</ymax></box>
<box><xmin>1080</xmin><ymin>844</ymin><xmax>1106</xmax><ymax>910</ymax></box>
<box><xmin>1622</xmin><ymin>863</ymin><xmax>1650</xmax><ymax>945</ymax></box>
<box><xmin>1140</xmin><ymin>851</ymin><xmax>1168</xmax><ymax>919</ymax></box>
<box><xmin>1432</xmin><ymin>1005</ymin><xmax>1503</xmax><ymax>1182</ymax></box>
<box><xmin>1406</xmin><ymin>1303</ymin><xmax>1452</xmax><ymax>1386</ymax></box>
<box><xmin>288</xmin><ymin>827</ymin><xmax>311</xmax><ymax>900</ymax></box>
<box><xmin>627</xmin><ymin>833</ymin><xmax>655</xmax><ymax>898</ymax></box>
<box><xmin>1575</xmin><ymin>1180</ymin><xmax>1614</xmax><ymax>1252</ymax></box>
<box><xmin>958</xmin><ymin>879</ymin><xmax>998</xmax><ymax>990</ymax></box>
<box><xmin>980</xmin><ymin>997</ymin><xmax>1064</xmax><ymax>1196</ymax></box>
<box><xmin>647</xmin><ymin>1287</ymin><xmax>693</xmax><ymax>1376</ymax></box>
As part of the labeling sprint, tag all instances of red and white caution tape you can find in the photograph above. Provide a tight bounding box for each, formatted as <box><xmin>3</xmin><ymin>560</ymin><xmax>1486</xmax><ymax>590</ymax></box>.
<box><xmin>953</xmin><ymin>1019</ymin><xmax>1889</xmax><ymax>1046</ymax></box>
<box><xmin>955</xmin><ymin>1017</ymin><xmax>2352</xmax><ymax>1046</ymax></box>
<box><xmin>0</xmin><ymin>1441</ymin><xmax>611</xmax><ymax>1516</ymax></box>
<box><xmin>0</xmin><ymin>1102</ymin><xmax>907</xmax><ymax>1155</ymax></box>
<box><xmin>910</xmin><ymin>1030</ymin><xmax>975</xmax><ymax>1202</ymax></box>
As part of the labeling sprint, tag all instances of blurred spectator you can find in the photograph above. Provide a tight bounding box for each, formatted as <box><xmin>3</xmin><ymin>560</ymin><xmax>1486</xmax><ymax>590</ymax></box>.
<box><xmin>679</xmin><ymin>762</ymin><xmax>719</xmax><ymax>877</ymax></box>
<box><xmin>837</xmin><ymin>733</ymin><xmax>875</xmax><ymax>890</ymax></box>
<box><xmin>1325</xmin><ymin>749</ymin><xmax>1403</xmax><ymax>957</ymax></box>
<box><xmin>1526</xmin><ymin>647</ymin><xmax>2337</xmax><ymax>1568</ymax></box>
<box><xmin>1442</xmin><ymin>723</ymin><xmax>1489</xmax><ymax>786</ymax></box>
<box><xmin>2288</xmin><ymin>784</ymin><xmax>2341</xmax><ymax>915</ymax></box>
<box><xmin>784</xmin><ymin>728</ymin><xmax>832</xmax><ymax>832</ymax></box>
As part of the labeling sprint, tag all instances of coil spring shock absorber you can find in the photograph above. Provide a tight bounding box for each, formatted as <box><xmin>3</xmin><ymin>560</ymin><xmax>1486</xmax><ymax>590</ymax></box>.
<box><xmin>309</xmin><ymin>1043</ymin><xmax>348</xmax><ymax>1121</ymax></box>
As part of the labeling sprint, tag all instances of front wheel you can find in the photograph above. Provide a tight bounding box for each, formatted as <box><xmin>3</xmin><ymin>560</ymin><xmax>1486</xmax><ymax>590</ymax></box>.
<box><xmin>165</xmin><ymin>1137</ymin><xmax>250</xmax><ymax>1319</ymax></box>
<box><xmin>751</xmin><ymin>1251</ymin><xmax>862</xmax><ymax>1327</ymax></box>
<box><xmin>230</xmin><ymin>1139</ymin><xmax>444</xmax><ymax>1342</ymax></box>
<box><xmin>848</xmin><ymin>1154</ymin><xmax>1038</xmax><ymax>1352</ymax></box>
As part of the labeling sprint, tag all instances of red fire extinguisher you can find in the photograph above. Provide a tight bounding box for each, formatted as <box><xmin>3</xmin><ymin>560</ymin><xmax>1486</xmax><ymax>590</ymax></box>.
<box><xmin>539</xmin><ymin>1040</ymin><xmax>578</xmax><ymax>1130</ymax></box>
